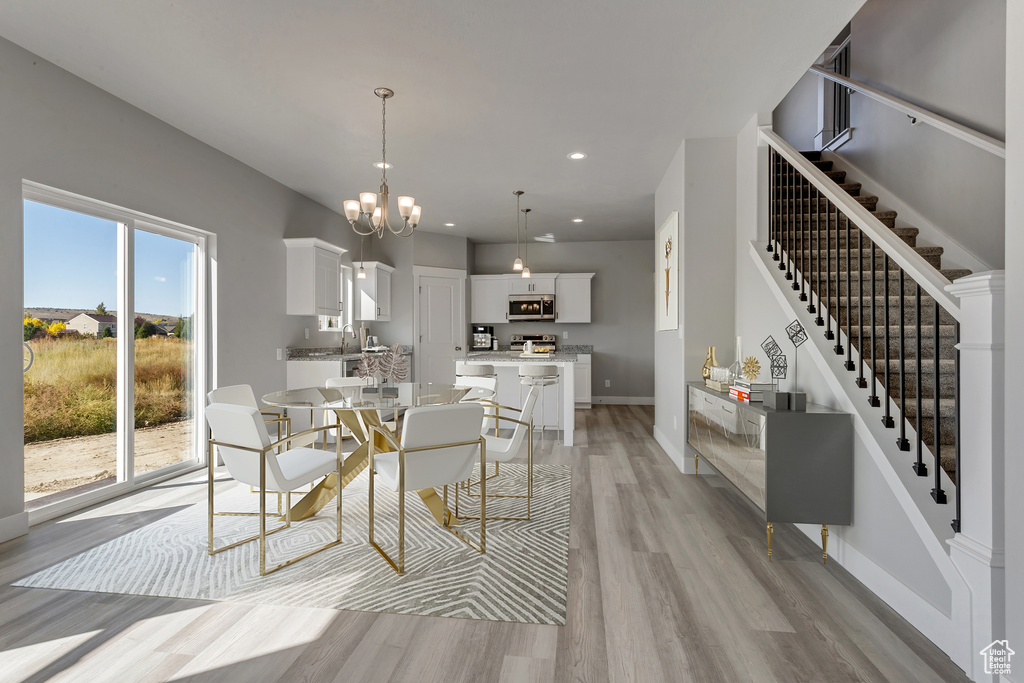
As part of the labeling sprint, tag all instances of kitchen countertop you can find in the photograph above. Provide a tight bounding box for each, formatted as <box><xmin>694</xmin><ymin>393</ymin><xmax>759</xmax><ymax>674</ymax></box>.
<box><xmin>462</xmin><ymin>352</ymin><xmax>579</xmax><ymax>363</ymax></box>
<box><xmin>288</xmin><ymin>346</ymin><xmax>413</xmax><ymax>361</ymax></box>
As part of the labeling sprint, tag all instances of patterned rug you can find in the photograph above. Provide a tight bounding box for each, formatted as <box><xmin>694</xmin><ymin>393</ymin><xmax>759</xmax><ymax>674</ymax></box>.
<box><xmin>15</xmin><ymin>464</ymin><xmax>571</xmax><ymax>625</ymax></box>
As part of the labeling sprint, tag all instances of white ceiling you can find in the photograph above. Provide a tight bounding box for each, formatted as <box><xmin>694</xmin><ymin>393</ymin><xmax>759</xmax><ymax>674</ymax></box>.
<box><xmin>0</xmin><ymin>0</ymin><xmax>860</xmax><ymax>243</ymax></box>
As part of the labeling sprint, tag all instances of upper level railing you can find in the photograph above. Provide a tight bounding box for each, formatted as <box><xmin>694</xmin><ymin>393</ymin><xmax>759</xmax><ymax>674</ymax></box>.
<box><xmin>808</xmin><ymin>65</ymin><xmax>1006</xmax><ymax>159</ymax></box>
<box><xmin>819</xmin><ymin>37</ymin><xmax>851</xmax><ymax>148</ymax></box>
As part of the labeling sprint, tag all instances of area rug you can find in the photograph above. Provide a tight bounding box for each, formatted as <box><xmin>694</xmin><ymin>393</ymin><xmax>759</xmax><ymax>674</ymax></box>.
<box><xmin>14</xmin><ymin>464</ymin><xmax>571</xmax><ymax>625</ymax></box>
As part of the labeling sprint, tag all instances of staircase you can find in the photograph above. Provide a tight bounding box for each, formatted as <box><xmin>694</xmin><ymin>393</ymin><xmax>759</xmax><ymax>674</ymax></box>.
<box><xmin>770</xmin><ymin>151</ymin><xmax>964</xmax><ymax>492</ymax></box>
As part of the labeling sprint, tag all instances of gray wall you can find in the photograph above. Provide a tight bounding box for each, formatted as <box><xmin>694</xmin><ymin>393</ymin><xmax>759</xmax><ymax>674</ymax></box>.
<box><xmin>1004</xmin><ymin>0</ymin><xmax>1023</xmax><ymax>677</ymax></box>
<box><xmin>773</xmin><ymin>0</ymin><xmax>1006</xmax><ymax>268</ymax></box>
<box><xmin>771</xmin><ymin>71</ymin><xmax>819</xmax><ymax>152</ymax></box>
<box><xmin>0</xmin><ymin>36</ymin><xmax>346</xmax><ymax>534</ymax></box>
<box><xmin>472</xmin><ymin>240</ymin><xmax>655</xmax><ymax>400</ymax></box>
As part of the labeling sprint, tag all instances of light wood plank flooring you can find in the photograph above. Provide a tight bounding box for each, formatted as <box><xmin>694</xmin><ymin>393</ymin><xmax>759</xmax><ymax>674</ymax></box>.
<box><xmin>0</xmin><ymin>405</ymin><xmax>968</xmax><ymax>682</ymax></box>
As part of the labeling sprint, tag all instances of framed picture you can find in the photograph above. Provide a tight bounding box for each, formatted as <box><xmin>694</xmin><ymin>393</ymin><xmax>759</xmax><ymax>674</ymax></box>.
<box><xmin>656</xmin><ymin>211</ymin><xmax>678</xmax><ymax>331</ymax></box>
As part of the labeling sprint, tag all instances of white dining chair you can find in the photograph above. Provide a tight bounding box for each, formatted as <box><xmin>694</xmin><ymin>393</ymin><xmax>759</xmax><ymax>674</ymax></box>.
<box><xmin>368</xmin><ymin>402</ymin><xmax>487</xmax><ymax>575</ymax></box>
<box><xmin>460</xmin><ymin>384</ymin><xmax>539</xmax><ymax>521</ymax></box>
<box><xmin>205</xmin><ymin>403</ymin><xmax>343</xmax><ymax>576</ymax></box>
<box><xmin>208</xmin><ymin>384</ymin><xmax>300</xmax><ymax>444</ymax></box>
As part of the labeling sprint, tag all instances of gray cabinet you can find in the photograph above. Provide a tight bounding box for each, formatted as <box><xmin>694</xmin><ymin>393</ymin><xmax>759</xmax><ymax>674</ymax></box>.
<box><xmin>686</xmin><ymin>382</ymin><xmax>852</xmax><ymax>560</ymax></box>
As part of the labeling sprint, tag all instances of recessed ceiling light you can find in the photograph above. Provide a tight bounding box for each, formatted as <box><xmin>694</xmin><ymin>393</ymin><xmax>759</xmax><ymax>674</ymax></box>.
<box><xmin>445</xmin><ymin>222</ymin><xmax>455</xmax><ymax>227</ymax></box>
<box><xmin>373</xmin><ymin>161</ymin><xmax>393</xmax><ymax>169</ymax></box>
<box><xmin>567</xmin><ymin>152</ymin><xmax>588</xmax><ymax>160</ymax></box>
<box><xmin>572</xmin><ymin>218</ymin><xmax>584</xmax><ymax>223</ymax></box>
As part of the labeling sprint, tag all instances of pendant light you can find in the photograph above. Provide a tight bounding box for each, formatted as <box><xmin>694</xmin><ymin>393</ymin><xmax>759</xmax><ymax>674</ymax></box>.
<box><xmin>512</xmin><ymin>190</ymin><xmax>524</xmax><ymax>271</ymax></box>
<box><xmin>521</xmin><ymin>207</ymin><xmax>532</xmax><ymax>278</ymax></box>
<box><xmin>357</xmin><ymin>237</ymin><xmax>367</xmax><ymax>279</ymax></box>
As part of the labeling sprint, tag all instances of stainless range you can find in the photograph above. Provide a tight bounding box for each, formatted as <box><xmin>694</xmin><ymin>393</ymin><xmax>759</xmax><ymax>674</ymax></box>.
<box><xmin>510</xmin><ymin>334</ymin><xmax>557</xmax><ymax>353</ymax></box>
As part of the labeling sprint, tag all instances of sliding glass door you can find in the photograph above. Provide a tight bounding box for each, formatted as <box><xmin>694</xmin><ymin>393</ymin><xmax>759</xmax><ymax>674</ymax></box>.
<box><xmin>23</xmin><ymin>187</ymin><xmax>207</xmax><ymax>515</ymax></box>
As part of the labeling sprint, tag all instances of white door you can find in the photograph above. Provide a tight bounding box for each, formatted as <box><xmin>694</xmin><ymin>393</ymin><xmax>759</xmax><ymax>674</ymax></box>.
<box><xmin>418</xmin><ymin>274</ymin><xmax>464</xmax><ymax>385</ymax></box>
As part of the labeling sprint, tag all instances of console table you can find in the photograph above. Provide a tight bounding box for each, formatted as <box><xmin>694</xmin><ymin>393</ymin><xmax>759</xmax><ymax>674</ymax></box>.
<box><xmin>686</xmin><ymin>382</ymin><xmax>852</xmax><ymax>563</ymax></box>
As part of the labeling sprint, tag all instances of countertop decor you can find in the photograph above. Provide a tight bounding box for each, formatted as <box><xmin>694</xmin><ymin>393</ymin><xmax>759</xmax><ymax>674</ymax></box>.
<box><xmin>288</xmin><ymin>346</ymin><xmax>412</xmax><ymax>361</ymax></box>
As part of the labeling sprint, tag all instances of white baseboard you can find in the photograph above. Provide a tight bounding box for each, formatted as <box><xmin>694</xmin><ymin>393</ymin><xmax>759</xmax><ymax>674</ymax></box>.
<box><xmin>0</xmin><ymin>511</ymin><xmax>29</xmax><ymax>543</ymax></box>
<box><xmin>592</xmin><ymin>396</ymin><xmax>654</xmax><ymax>405</ymax></box>
<box><xmin>794</xmin><ymin>523</ymin><xmax>953</xmax><ymax>654</ymax></box>
<box><xmin>653</xmin><ymin>424</ymin><xmax>686</xmax><ymax>473</ymax></box>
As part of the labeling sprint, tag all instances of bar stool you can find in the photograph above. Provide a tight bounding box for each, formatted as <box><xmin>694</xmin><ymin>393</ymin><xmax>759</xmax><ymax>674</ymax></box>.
<box><xmin>455</xmin><ymin>364</ymin><xmax>498</xmax><ymax>433</ymax></box>
<box><xmin>519</xmin><ymin>364</ymin><xmax>560</xmax><ymax>442</ymax></box>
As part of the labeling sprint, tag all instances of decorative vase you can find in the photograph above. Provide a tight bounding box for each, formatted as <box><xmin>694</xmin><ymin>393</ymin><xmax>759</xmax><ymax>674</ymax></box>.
<box><xmin>701</xmin><ymin>347</ymin><xmax>718</xmax><ymax>380</ymax></box>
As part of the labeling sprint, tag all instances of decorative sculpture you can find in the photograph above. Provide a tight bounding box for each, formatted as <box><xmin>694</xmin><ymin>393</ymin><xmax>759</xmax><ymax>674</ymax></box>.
<box><xmin>356</xmin><ymin>353</ymin><xmax>379</xmax><ymax>381</ymax></box>
<box><xmin>378</xmin><ymin>343</ymin><xmax>409</xmax><ymax>383</ymax></box>
<box><xmin>742</xmin><ymin>356</ymin><xmax>762</xmax><ymax>381</ymax></box>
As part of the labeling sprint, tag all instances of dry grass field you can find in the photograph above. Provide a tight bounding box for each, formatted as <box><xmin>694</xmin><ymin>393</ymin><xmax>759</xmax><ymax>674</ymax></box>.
<box><xmin>23</xmin><ymin>336</ymin><xmax>192</xmax><ymax>443</ymax></box>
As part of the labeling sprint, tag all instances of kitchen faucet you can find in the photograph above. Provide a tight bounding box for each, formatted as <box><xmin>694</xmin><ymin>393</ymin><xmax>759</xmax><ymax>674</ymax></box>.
<box><xmin>340</xmin><ymin>323</ymin><xmax>356</xmax><ymax>354</ymax></box>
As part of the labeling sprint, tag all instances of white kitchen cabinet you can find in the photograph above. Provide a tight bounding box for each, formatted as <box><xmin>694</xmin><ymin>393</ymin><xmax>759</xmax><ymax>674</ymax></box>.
<box><xmin>284</xmin><ymin>238</ymin><xmax>347</xmax><ymax>317</ymax></box>
<box><xmin>508</xmin><ymin>275</ymin><xmax>555</xmax><ymax>295</ymax></box>
<box><xmin>470</xmin><ymin>275</ymin><xmax>509</xmax><ymax>324</ymax></box>
<box><xmin>354</xmin><ymin>261</ymin><xmax>395</xmax><ymax>322</ymax></box>
<box><xmin>556</xmin><ymin>273</ymin><xmax>594</xmax><ymax>323</ymax></box>
<box><xmin>574</xmin><ymin>354</ymin><xmax>592</xmax><ymax>407</ymax></box>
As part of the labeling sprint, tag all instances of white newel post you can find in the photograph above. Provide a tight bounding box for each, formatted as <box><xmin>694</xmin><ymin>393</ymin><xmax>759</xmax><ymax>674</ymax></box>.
<box><xmin>946</xmin><ymin>271</ymin><xmax>1005</xmax><ymax>681</ymax></box>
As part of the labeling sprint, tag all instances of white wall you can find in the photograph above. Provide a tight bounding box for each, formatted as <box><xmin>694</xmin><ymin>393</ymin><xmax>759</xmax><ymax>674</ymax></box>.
<box><xmin>773</xmin><ymin>0</ymin><xmax>1006</xmax><ymax>269</ymax></box>
<box><xmin>0</xmin><ymin>36</ymin><xmax>347</xmax><ymax>538</ymax></box>
<box><xmin>472</xmin><ymin>240</ymin><xmax>655</xmax><ymax>400</ymax></box>
<box><xmin>1003</xmin><ymin>1</ymin><xmax>1024</xmax><ymax>679</ymax></box>
<box><xmin>653</xmin><ymin>137</ymin><xmax>737</xmax><ymax>469</ymax></box>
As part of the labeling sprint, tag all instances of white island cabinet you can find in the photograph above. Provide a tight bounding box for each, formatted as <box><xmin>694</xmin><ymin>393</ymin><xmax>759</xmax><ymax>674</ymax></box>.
<box><xmin>456</xmin><ymin>355</ymin><xmax>576</xmax><ymax>446</ymax></box>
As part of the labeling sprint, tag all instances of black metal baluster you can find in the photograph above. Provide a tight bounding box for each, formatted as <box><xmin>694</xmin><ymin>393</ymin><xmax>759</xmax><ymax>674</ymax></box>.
<box><xmin>799</xmin><ymin>173</ymin><xmax>807</xmax><ymax>299</ymax></box>
<box><xmin>814</xmin><ymin>186</ymin><xmax>823</xmax><ymax>323</ymax></box>
<box><xmin>825</xmin><ymin>199</ymin><xmax>834</xmax><ymax>340</ymax></box>
<box><xmin>842</xmin><ymin>211</ymin><xmax>852</xmax><ymax>363</ymax></box>
<box><xmin>932</xmin><ymin>300</ymin><xmax>946</xmax><ymax>503</ymax></box>
<box><xmin>855</xmin><ymin>228</ymin><xmax>866</xmax><ymax>386</ymax></box>
<box><xmin>793</xmin><ymin>170</ymin><xmax>802</xmax><ymax>290</ymax></box>
<box><xmin>781</xmin><ymin>160</ymin><xmax>789</xmax><ymax>273</ymax></box>
<box><xmin>868</xmin><ymin>243</ymin><xmax>880</xmax><ymax>407</ymax></box>
<box><xmin>897</xmin><ymin>269</ymin><xmax>909</xmax><ymax>447</ymax></box>
<box><xmin>882</xmin><ymin>254</ymin><xmax>894</xmax><ymax>426</ymax></box>
<box><xmin>768</xmin><ymin>150</ymin><xmax>775</xmax><ymax>254</ymax></box>
<box><xmin>952</xmin><ymin>322</ymin><xmax>961</xmax><ymax>532</ymax></box>
<box><xmin>833</xmin><ymin>203</ymin><xmax>842</xmax><ymax>353</ymax></box>
<box><xmin>913</xmin><ymin>285</ymin><xmax>926</xmax><ymax>475</ymax></box>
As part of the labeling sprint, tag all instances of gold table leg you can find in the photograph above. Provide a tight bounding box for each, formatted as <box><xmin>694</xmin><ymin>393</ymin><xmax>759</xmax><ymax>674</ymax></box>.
<box><xmin>416</xmin><ymin>487</ymin><xmax>461</xmax><ymax>526</ymax></box>
<box><xmin>767</xmin><ymin>522</ymin><xmax>773</xmax><ymax>562</ymax></box>
<box><xmin>822</xmin><ymin>524</ymin><xmax>829</xmax><ymax>565</ymax></box>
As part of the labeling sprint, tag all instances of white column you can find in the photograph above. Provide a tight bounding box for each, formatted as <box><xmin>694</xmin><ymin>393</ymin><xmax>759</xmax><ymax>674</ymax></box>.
<box><xmin>946</xmin><ymin>271</ymin><xmax>1005</xmax><ymax>681</ymax></box>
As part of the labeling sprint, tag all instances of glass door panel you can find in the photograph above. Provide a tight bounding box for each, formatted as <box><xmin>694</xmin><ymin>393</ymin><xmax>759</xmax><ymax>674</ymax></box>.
<box><xmin>23</xmin><ymin>200</ymin><xmax>119</xmax><ymax>509</ymax></box>
<box><xmin>133</xmin><ymin>229</ymin><xmax>197</xmax><ymax>474</ymax></box>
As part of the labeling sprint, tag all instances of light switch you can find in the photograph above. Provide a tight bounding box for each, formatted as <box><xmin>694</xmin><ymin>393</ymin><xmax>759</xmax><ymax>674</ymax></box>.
<box><xmin>605</xmin><ymin>379</ymin><xmax>611</xmax><ymax>388</ymax></box>
<box><xmin>562</xmin><ymin>331</ymin><xmax>568</xmax><ymax>339</ymax></box>
<box><xmin>304</xmin><ymin>328</ymin><xmax>310</xmax><ymax>340</ymax></box>
<box><xmin>276</xmin><ymin>348</ymin><xmax>283</xmax><ymax>361</ymax></box>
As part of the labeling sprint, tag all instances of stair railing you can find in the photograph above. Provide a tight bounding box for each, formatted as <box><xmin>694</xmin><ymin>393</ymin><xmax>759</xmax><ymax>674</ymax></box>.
<box><xmin>762</xmin><ymin>128</ymin><xmax>962</xmax><ymax>531</ymax></box>
<box><xmin>819</xmin><ymin>36</ymin><xmax>851</xmax><ymax>148</ymax></box>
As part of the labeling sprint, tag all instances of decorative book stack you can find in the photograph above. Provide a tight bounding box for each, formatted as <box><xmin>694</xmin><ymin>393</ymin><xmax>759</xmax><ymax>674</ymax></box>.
<box><xmin>729</xmin><ymin>379</ymin><xmax>774</xmax><ymax>403</ymax></box>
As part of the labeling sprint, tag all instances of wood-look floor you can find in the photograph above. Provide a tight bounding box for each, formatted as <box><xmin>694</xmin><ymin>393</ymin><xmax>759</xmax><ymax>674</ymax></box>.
<box><xmin>0</xmin><ymin>406</ymin><xmax>968</xmax><ymax>682</ymax></box>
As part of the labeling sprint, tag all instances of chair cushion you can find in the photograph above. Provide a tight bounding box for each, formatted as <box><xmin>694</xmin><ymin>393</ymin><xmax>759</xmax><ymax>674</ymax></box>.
<box><xmin>483</xmin><ymin>433</ymin><xmax>516</xmax><ymax>463</ymax></box>
<box><xmin>274</xmin><ymin>447</ymin><xmax>339</xmax><ymax>492</ymax></box>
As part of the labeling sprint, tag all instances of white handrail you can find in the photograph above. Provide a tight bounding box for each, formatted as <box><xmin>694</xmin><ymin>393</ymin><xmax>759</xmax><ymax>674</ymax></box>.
<box><xmin>821</xmin><ymin>35</ymin><xmax>851</xmax><ymax>67</ymax></box>
<box><xmin>808</xmin><ymin>65</ymin><xmax>1005</xmax><ymax>159</ymax></box>
<box><xmin>760</xmin><ymin>128</ymin><xmax>962</xmax><ymax>321</ymax></box>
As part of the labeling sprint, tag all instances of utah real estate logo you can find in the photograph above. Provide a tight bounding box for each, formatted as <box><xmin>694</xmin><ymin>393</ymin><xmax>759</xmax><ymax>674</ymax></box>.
<box><xmin>979</xmin><ymin>639</ymin><xmax>1014</xmax><ymax>676</ymax></box>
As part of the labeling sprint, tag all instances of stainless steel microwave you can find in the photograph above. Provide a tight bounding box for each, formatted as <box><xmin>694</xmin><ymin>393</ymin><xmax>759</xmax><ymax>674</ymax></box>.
<box><xmin>508</xmin><ymin>294</ymin><xmax>555</xmax><ymax>321</ymax></box>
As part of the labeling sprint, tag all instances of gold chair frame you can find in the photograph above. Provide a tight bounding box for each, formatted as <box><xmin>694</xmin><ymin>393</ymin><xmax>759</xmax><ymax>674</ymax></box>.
<box><xmin>368</xmin><ymin>425</ymin><xmax>487</xmax><ymax>576</ymax></box>
<box><xmin>458</xmin><ymin>411</ymin><xmax>534</xmax><ymax>521</ymax></box>
<box><xmin>208</xmin><ymin>423</ymin><xmax>343</xmax><ymax>576</ymax></box>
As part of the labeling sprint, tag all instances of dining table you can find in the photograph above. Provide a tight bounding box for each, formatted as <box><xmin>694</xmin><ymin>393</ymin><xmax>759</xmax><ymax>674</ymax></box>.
<box><xmin>261</xmin><ymin>382</ymin><xmax>489</xmax><ymax>526</ymax></box>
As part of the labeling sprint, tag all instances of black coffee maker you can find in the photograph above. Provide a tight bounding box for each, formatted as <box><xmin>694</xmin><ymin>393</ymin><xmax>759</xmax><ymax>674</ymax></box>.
<box><xmin>471</xmin><ymin>325</ymin><xmax>494</xmax><ymax>350</ymax></box>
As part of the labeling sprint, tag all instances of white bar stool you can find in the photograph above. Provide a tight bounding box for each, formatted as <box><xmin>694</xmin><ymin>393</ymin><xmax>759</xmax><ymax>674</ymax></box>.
<box><xmin>519</xmin><ymin>364</ymin><xmax>560</xmax><ymax>441</ymax></box>
<box><xmin>455</xmin><ymin>364</ymin><xmax>498</xmax><ymax>432</ymax></box>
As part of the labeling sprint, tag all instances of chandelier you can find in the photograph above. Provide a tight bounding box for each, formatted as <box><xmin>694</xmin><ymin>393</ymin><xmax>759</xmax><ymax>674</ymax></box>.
<box><xmin>344</xmin><ymin>88</ymin><xmax>421</xmax><ymax>238</ymax></box>
<box><xmin>512</xmin><ymin>190</ymin><xmax>524</xmax><ymax>271</ymax></box>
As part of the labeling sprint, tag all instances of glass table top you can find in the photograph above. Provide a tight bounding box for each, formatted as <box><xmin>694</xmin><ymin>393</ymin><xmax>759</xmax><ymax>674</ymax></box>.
<box><xmin>262</xmin><ymin>383</ymin><xmax>486</xmax><ymax>411</ymax></box>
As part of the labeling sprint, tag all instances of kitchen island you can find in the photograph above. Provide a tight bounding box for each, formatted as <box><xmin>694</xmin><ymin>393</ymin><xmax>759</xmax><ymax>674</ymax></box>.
<box><xmin>457</xmin><ymin>353</ymin><xmax>577</xmax><ymax>446</ymax></box>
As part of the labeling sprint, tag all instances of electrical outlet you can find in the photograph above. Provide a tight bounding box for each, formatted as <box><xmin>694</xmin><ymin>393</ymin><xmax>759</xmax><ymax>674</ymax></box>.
<box><xmin>673</xmin><ymin>415</ymin><xmax>677</xmax><ymax>430</ymax></box>
<box><xmin>604</xmin><ymin>379</ymin><xmax>611</xmax><ymax>388</ymax></box>
<box><xmin>276</xmin><ymin>348</ymin><xmax>283</xmax><ymax>361</ymax></box>
<box><xmin>562</xmin><ymin>331</ymin><xmax>568</xmax><ymax>339</ymax></box>
<box><xmin>304</xmin><ymin>328</ymin><xmax>310</xmax><ymax>340</ymax></box>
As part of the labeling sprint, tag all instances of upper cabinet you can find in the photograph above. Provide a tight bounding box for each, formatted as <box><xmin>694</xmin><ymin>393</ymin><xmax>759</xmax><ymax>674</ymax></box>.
<box><xmin>469</xmin><ymin>272</ymin><xmax>594</xmax><ymax>323</ymax></box>
<box><xmin>355</xmin><ymin>261</ymin><xmax>395</xmax><ymax>322</ymax></box>
<box><xmin>508</xmin><ymin>275</ymin><xmax>556</xmax><ymax>295</ymax></box>
<box><xmin>556</xmin><ymin>273</ymin><xmax>594</xmax><ymax>323</ymax></box>
<box><xmin>284</xmin><ymin>238</ymin><xmax>347</xmax><ymax>317</ymax></box>
<box><xmin>470</xmin><ymin>275</ymin><xmax>508</xmax><ymax>324</ymax></box>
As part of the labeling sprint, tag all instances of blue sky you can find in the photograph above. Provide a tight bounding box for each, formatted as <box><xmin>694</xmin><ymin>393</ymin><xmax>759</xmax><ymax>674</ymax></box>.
<box><xmin>23</xmin><ymin>200</ymin><xmax>195</xmax><ymax>317</ymax></box>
